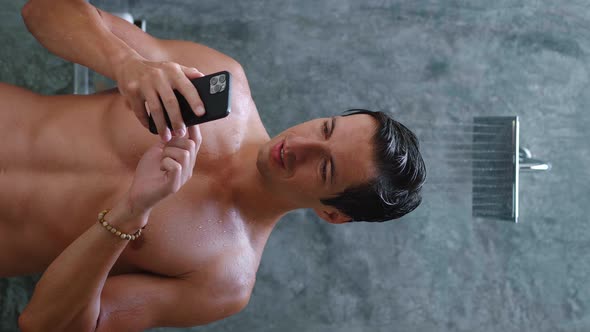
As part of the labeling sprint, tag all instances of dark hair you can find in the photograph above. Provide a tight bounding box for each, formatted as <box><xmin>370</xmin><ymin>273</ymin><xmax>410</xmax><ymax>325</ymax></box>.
<box><xmin>320</xmin><ymin>109</ymin><xmax>426</xmax><ymax>222</ymax></box>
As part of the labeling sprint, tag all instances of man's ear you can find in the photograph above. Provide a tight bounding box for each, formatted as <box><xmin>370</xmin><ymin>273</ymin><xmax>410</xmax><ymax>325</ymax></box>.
<box><xmin>313</xmin><ymin>207</ymin><xmax>352</xmax><ymax>224</ymax></box>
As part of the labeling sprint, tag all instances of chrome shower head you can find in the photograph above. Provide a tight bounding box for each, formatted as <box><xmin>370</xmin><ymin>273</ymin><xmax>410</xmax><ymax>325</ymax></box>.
<box><xmin>472</xmin><ymin>116</ymin><xmax>520</xmax><ymax>222</ymax></box>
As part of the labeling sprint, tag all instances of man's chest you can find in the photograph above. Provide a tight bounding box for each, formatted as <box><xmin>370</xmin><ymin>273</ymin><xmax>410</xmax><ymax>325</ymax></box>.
<box><xmin>114</xmin><ymin>180</ymin><xmax>259</xmax><ymax>279</ymax></box>
<box><xmin>0</xmin><ymin>90</ymin><xmax>266</xmax><ymax>277</ymax></box>
<box><xmin>107</xmin><ymin>91</ymin><xmax>263</xmax><ymax>173</ymax></box>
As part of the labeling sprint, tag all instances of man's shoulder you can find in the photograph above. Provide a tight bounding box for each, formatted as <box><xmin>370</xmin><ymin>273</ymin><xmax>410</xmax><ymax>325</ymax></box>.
<box><xmin>158</xmin><ymin>39</ymin><xmax>249</xmax><ymax>89</ymax></box>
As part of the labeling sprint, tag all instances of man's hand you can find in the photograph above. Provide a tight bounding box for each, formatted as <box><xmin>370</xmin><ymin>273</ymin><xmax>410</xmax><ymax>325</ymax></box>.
<box><xmin>116</xmin><ymin>54</ymin><xmax>206</xmax><ymax>142</ymax></box>
<box><xmin>122</xmin><ymin>125</ymin><xmax>202</xmax><ymax>228</ymax></box>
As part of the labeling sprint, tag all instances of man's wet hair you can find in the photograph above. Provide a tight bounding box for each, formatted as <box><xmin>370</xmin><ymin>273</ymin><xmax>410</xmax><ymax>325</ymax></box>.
<box><xmin>320</xmin><ymin>109</ymin><xmax>426</xmax><ymax>222</ymax></box>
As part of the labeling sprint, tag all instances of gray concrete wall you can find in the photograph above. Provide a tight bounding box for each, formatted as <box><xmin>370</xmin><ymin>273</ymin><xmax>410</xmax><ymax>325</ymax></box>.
<box><xmin>1</xmin><ymin>0</ymin><xmax>589</xmax><ymax>331</ymax></box>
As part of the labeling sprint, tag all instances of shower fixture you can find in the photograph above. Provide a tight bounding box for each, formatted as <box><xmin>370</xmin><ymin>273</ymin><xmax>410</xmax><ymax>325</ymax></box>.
<box><xmin>472</xmin><ymin>116</ymin><xmax>551</xmax><ymax>223</ymax></box>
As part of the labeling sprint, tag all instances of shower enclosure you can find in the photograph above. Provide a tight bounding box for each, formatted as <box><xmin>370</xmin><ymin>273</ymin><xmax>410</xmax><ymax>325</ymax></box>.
<box><xmin>2</xmin><ymin>1</ymin><xmax>588</xmax><ymax>331</ymax></box>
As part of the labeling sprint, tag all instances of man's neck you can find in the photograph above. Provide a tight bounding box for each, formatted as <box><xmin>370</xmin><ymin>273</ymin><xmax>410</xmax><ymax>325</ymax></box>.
<box><xmin>227</xmin><ymin>141</ymin><xmax>299</xmax><ymax>230</ymax></box>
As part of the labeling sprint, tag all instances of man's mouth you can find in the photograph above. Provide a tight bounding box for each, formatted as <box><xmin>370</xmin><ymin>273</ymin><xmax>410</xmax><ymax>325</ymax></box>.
<box><xmin>273</xmin><ymin>140</ymin><xmax>285</xmax><ymax>168</ymax></box>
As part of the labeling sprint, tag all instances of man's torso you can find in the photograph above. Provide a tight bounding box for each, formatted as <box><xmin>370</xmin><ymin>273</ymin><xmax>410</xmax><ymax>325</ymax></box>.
<box><xmin>0</xmin><ymin>71</ymin><xmax>271</xmax><ymax>284</ymax></box>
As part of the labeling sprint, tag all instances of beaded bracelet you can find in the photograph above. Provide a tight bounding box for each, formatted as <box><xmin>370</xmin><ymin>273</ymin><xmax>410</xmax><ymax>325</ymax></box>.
<box><xmin>97</xmin><ymin>208</ymin><xmax>145</xmax><ymax>241</ymax></box>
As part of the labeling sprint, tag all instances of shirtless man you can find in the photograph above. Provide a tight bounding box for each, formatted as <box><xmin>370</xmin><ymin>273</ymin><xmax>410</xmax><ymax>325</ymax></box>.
<box><xmin>4</xmin><ymin>1</ymin><xmax>426</xmax><ymax>331</ymax></box>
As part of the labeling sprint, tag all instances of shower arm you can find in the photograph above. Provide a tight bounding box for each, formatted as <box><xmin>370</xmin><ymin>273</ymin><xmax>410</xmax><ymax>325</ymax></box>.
<box><xmin>519</xmin><ymin>147</ymin><xmax>551</xmax><ymax>172</ymax></box>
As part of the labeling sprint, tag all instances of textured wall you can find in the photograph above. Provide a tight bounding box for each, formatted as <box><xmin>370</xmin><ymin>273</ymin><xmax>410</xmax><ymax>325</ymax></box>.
<box><xmin>1</xmin><ymin>0</ymin><xmax>589</xmax><ymax>331</ymax></box>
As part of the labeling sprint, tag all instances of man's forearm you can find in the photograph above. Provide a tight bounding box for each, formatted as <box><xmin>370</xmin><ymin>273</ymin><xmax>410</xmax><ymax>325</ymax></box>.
<box><xmin>21</xmin><ymin>0</ymin><xmax>140</xmax><ymax>80</ymax></box>
<box><xmin>19</xmin><ymin>200</ymin><xmax>147</xmax><ymax>332</ymax></box>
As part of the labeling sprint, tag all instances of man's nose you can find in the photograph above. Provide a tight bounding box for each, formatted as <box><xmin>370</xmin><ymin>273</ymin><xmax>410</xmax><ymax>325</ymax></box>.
<box><xmin>286</xmin><ymin>136</ymin><xmax>328</xmax><ymax>164</ymax></box>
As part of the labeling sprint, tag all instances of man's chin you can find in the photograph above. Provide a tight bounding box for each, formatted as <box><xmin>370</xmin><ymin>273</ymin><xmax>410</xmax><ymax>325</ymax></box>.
<box><xmin>255</xmin><ymin>151</ymin><xmax>275</xmax><ymax>183</ymax></box>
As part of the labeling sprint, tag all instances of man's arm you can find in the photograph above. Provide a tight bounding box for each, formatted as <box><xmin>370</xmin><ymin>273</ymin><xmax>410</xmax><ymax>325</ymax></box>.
<box><xmin>19</xmin><ymin>217</ymin><xmax>247</xmax><ymax>331</ymax></box>
<box><xmin>21</xmin><ymin>0</ymin><xmax>243</xmax><ymax>79</ymax></box>
<box><xmin>19</xmin><ymin>128</ymin><xmax>250</xmax><ymax>331</ymax></box>
<box><xmin>95</xmin><ymin>260</ymin><xmax>249</xmax><ymax>331</ymax></box>
<box><xmin>22</xmin><ymin>0</ymin><xmax>201</xmax><ymax>141</ymax></box>
<box><xmin>21</xmin><ymin>0</ymin><xmax>153</xmax><ymax>81</ymax></box>
<box><xmin>22</xmin><ymin>0</ymin><xmax>252</xmax><ymax>141</ymax></box>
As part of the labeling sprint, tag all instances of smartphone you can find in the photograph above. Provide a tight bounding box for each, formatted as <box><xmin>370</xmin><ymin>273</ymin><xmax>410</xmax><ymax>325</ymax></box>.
<box><xmin>148</xmin><ymin>70</ymin><xmax>231</xmax><ymax>134</ymax></box>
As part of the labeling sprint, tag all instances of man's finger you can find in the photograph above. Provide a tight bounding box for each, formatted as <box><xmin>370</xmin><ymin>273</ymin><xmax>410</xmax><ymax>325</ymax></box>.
<box><xmin>145</xmin><ymin>90</ymin><xmax>171</xmax><ymax>142</ymax></box>
<box><xmin>179</xmin><ymin>67</ymin><xmax>206</xmax><ymax>117</ymax></box>
<box><xmin>160</xmin><ymin>157</ymin><xmax>182</xmax><ymax>194</ymax></box>
<box><xmin>182</xmin><ymin>66</ymin><xmax>205</xmax><ymax>79</ymax></box>
<box><xmin>187</xmin><ymin>125</ymin><xmax>202</xmax><ymax>147</ymax></box>
<box><xmin>161</xmin><ymin>146</ymin><xmax>191</xmax><ymax>181</ymax></box>
<box><xmin>158</xmin><ymin>84</ymin><xmax>185</xmax><ymax>137</ymax></box>
<box><xmin>128</xmin><ymin>99</ymin><xmax>150</xmax><ymax>130</ymax></box>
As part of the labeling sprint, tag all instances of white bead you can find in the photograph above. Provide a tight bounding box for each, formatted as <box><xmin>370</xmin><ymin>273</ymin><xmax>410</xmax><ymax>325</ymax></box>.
<box><xmin>116</xmin><ymin>231</ymin><xmax>121</xmax><ymax>236</ymax></box>
<box><xmin>120</xmin><ymin>233</ymin><xmax>126</xmax><ymax>239</ymax></box>
<box><xmin>102</xmin><ymin>221</ymin><xmax>108</xmax><ymax>227</ymax></box>
<box><xmin>111</xmin><ymin>228</ymin><xmax>117</xmax><ymax>233</ymax></box>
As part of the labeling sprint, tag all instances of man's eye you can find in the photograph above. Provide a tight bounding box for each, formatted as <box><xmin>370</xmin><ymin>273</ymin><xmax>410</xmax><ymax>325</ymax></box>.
<box><xmin>323</xmin><ymin>122</ymin><xmax>329</xmax><ymax>137</ymax></box>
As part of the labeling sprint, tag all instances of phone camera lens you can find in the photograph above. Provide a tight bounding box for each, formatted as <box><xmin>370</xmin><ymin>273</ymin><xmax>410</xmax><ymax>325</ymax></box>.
<box><xmin>210</xmin><ymin>77</ymin><xmax>219</xmax><ymax>85</ymax></box>
<box><xmin>219</xmin><ymin>75</ymin><xmax>226</xmax><ymax>83</ymax></box>
<box><xmin>213</xmin><ymin>85</ymin><xmax>221</xmax><ymax>93</ymax></box>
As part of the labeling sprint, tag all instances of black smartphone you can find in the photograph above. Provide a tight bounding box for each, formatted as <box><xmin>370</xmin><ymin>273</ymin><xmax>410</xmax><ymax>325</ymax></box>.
<box><xmin>148</xmin><ymin>70</ymin><xmax>231</xmax><ymax>134</ymax></box>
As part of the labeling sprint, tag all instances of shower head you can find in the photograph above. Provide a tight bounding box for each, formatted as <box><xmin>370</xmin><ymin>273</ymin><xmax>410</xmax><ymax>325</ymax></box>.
<box><xmin>472</xmin><ymin>116</ymin><xmax>519</xmax><ymax>223</ymax></box>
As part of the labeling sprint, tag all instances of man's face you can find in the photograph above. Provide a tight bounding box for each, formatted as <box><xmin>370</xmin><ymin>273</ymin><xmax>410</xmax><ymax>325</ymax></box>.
<box><xmin>256</xmin><ymin>114</ymin><xmax>379</xmax><ymax>220</ymax></box>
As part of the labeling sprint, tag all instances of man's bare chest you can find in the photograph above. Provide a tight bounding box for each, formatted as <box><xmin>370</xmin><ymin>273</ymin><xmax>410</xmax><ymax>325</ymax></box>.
<box><xmin>115</xmin><ymin>181</ymin><xmax>257</xmax><ymax>277</ymax></box>
<box><xmin>0</xmin><ymin>88</ymin><xmax>266</xmax><ymax>277</ymax></box>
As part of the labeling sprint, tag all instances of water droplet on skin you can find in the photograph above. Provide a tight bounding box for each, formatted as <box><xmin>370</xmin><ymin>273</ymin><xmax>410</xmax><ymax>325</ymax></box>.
<box><xmin>199</xmin><ymin>226</ymin><xmax>203</xmax><ymax>229</ymax></box>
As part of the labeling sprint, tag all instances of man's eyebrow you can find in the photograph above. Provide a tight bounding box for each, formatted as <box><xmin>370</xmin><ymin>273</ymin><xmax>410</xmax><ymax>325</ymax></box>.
<box><xmin>330</xmin><ymin>116</ymin><xmax>336</xmax><ymax>186</ymax></box>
